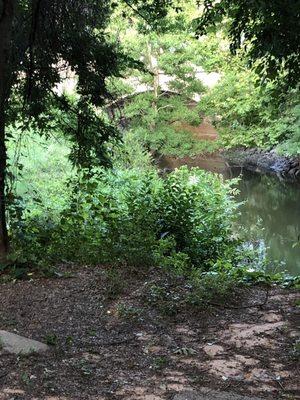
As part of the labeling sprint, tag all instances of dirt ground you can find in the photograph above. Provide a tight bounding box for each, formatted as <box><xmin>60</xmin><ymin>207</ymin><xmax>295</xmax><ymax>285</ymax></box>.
<box><xmin>0</xmin><ymin>265</ymin><xmax>299</xmax><ymax>400</ymax></box>
<box><xmin>174</xmin><ymin>118</ymin><xmax>218</xmax><ymax>142</ymax></box>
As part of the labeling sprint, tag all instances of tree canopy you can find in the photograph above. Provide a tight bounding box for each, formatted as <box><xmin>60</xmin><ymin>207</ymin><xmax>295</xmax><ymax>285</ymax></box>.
<box><xmin>195</xmin><ymin>0</ymin><xmax>300</xmax><ymax>87</ymax></box>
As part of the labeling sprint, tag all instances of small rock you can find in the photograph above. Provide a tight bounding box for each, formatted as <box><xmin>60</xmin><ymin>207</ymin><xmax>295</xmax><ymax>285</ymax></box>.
<box><xmin>260</xmin><ymin>312</ymin><xmax>282</xmax><ymax>323</ymax></box>
<box><xmin>288</xmin><ymin>167</ymin><xmax>298</xmax><ymax>176</ymax></box>
<box><xmin>203</xmin><ymin>344</ymin><xmax>224</xmax><ymax>357</ymax></box>
<box><xmin>290</xmin><ymin>161</ymin><xmax>299</xmax><ymax>168</ymax></box>
<box><xmin>0</xmin><ymin>330</ymin><xmax>49</xmax><ymax>355</ymax></box>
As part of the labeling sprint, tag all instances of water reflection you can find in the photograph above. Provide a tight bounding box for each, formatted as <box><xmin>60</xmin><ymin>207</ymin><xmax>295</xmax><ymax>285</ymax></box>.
<box><xmin>235</xmin><ymin>170</ymin><xmax>300</xmax><ymax>276</ymax></box>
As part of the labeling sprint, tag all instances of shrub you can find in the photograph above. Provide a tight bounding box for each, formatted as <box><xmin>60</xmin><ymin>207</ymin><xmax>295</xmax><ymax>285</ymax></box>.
<box><xmin>110</xmin><ymin>130</ymin><xmax>154</xmax><ymax>171</ymax></box>
<box><xmin>155</xmin><ymin>167</ymin><xmax>238</xmax><ymax>267</ymax></box>
<box><xmin>10</xmin><ymin>167</ymin><xmax>239</xmax><ymax>273</ymax></box>
<box><xmin>276</xmin><ymin>103</ymin><xmax>300</xmax><ymax>156</ymax></box>
<box><xmin>198</xmin><ymin>67</ymin><xmax>300</xmax><ymax>151</ymax></box>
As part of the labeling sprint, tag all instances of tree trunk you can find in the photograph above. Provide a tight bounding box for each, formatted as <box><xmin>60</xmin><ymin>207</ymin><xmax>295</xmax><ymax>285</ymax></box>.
<box><xmin>146</xmin><ymin>41</ymin><xmax>159</xmax><ymax>131</ymax></box>
<box><xmin>0</xmin><ymin>105</ymin><xmax>8</xmax><ymax>259</ymax></box>
<box><xmin>0</xmin><ymin>0</ymin><xmax>15</xmax><ymax>260</ymax></box>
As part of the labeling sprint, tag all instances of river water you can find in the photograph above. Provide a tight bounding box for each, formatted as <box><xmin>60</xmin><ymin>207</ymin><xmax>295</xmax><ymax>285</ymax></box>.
<box><xmin>236</xmin><ymin>170</ymin><xmax>300</xmax><ymax>276</ymax></box>
<box><xmin>158</xmin><ymin>153</ymin><xmax>300</xmax><ymax>276</ymax></box>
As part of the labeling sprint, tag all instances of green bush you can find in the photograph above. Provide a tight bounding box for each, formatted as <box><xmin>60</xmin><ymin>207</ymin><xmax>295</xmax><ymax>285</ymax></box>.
<box><xmin>7</xmin><ymin>130</ymin><xmax>73</xmax><ymax>215</ymax></box>
<box><xmin>198</xmin><ymin>67</ymin><xmax>300</xmax><ymax>151</ymax></box>
<box><xmin>276</xmin><ymin>103</ymin><xmax>300</xmax><ymax>156</ymax></box>
<box><xmin>10</xmin><ymin>167</ymin><xmax>239</xmax><ymax>272</ymax></box>
<box><xmin>154</xmin><ymin>168</ymin><xmax>238</xmax><ymax>267</ymax></box>
<box><xmin>121</xmin><ymin>92</ymin><xmax>219</xmax><ymax>157</ymax></box>
<box><xmin>129</xmin><ymin>124</ymin><xmax>218</xmax><ymax>157</ymax></box>
<box><xmin>110</xmin><ymin>130</ymin><xmax>154</xmax><ymax>171</ymax></box>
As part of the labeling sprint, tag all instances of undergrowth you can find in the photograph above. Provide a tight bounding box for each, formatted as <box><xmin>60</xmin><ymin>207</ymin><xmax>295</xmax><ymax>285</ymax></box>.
<box><xmin>6</xmin><ymin>161</ymin><xmax>298</xmax><ymax>295</ymax></box>
<box><xmin>9</xmin><ymin>166</ymin><xmax>238</xmax><ymax>269</ymax></box>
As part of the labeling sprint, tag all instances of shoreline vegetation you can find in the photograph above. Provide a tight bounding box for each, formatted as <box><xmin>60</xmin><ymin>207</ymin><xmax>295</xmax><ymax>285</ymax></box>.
<box><xmin>0</xmin><ymin>1</ymin><xmax>299</xmax><ymax>398</ymax></box>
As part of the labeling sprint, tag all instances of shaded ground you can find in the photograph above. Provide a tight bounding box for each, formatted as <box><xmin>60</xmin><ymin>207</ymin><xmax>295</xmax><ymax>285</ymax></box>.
<box><xmin>0</xmin><ymin>265</ymin><xmax>299</xmax><ymax>400</ymax></box>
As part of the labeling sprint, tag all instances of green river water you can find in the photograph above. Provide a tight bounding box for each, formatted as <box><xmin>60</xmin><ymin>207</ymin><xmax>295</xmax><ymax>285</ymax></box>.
<box><xmin>158</xmin><ymin>154</ymin><xmax>300</xmax><ymax>276</ymax></box>
<box><xmin>236</xmin><ymin>170</ymin><xmax>300</xmax><ymax>276</ymax></box>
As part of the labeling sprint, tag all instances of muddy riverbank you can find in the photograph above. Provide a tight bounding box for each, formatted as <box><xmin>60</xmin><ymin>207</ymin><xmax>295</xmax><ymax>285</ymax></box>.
<box><xmin>157</xmin><ymin>116</ymin><xmax>300</xmax><ymax>181</ymax></box>
<box><xmin>156</xmin><ymin>147</ymin><xmax>300</xmax><ymax>181</ymax></box>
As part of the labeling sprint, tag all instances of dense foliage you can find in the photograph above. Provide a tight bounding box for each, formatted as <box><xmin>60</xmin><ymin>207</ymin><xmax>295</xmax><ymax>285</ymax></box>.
<box><xmin>198</xmin><ymin>64</ymin><xmax>300</xmax><ymax>152</ymax></box>
<box><xmin>106</xmin><ymin>2</ymin><xmax>226</xmax><ymax>157</ymax></box>
<box><xmin>10</xmin><ymin>166</ymin><xmax>238</xmax><ymax>271</ymax></box>
<box><xmin>5</xmin><ymin>0</ymin><xmax>125</xmax><ymax>166</ymax></box>
<box><xmin>0</xmin><ymin>0</ymin><xmax>176</xmax><ymax>257</ymax></box>
<box><xmin>196</xmin><ymin>0</ymin><xmax>300</xmax><ymax>88</ymax></box>
<box><xmin>0</xmin><ymin>0</ymin><xmax>120</xmax><ymax>257</ymax></box>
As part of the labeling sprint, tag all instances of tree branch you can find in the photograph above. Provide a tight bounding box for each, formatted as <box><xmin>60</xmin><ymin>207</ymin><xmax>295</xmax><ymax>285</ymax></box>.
<box><xmin>26</xmin><ymin>0</ymin><xmax>43</xmax><ymax>101</ymax></box>
<box><xmin>121</xmin><ymin>0</ymin><xmax>151</xmax><ymax>24</ymax></box>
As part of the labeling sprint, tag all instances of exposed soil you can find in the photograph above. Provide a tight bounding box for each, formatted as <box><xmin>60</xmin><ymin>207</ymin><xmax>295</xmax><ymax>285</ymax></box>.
<box><xmin>161</xmin><ymin>118</ymin><xmax>300</xmax><ymax>181</ymax></box>
<box><xmin>157</xmin><ymin>118</ymin><xmax>232</xmax><ymax>176</ymax></box>
<box><xmin>0</xmin><ymin>265</ymin><xmax>299</xmax><ymax>400</ymax></box>
<box><xmin>173</xmin><ymin>119</ymin><xmax>218</xmax><ymax>142</ymax></box>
